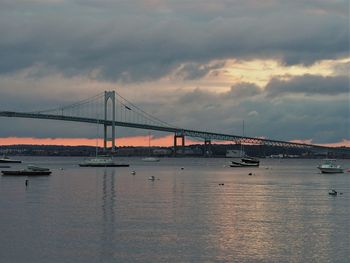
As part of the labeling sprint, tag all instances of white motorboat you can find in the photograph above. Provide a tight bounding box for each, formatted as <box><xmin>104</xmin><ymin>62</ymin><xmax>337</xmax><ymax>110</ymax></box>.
<box><xmin>318</xmin><ymin>159</ymin><xmax>343</xmax><ymax>174</ymax></box>
<box><xmin>142</xmin><ymin>157</ymin><xmax>160</xmax><ymax>162</ymax></box>
<box><xmin>0</xmin><ymin>156</ymin><xmax>21</xmax><ymax>163</ymax></box>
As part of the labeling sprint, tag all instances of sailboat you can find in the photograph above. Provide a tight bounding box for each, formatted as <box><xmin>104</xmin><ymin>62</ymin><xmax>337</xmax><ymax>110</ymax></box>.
<box><xmin>230</xmin><ymin>121</ymin><xmax>259</xmax><ymax>167</ymax></box>
<box><xmin>142</xmin><ymin>132</ymin><xmax>160</xmax><ymax>162</ymax></box>
<box><xmin>79</xmin><ymin>119</ymin><xmax>129</xmax><ymax>167</ymax></box>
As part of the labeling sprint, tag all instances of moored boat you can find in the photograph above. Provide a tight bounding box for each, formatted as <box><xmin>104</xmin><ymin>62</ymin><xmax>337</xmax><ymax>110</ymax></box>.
<box><xmin>230</xmin><ymin>160</ymin><xmax>259</xmax><ymax>167</ymax></box>
<box><xmin>0</xmin><ymin>156</ymin><xmax>21</xmax><ymax>163</ymax></box>
<box><xmin>1</xmin><ymin>170</ymin><xmax>51</xmax><ymax>176</ymax></box>
<box><xmin>241</xmin><ymin>157</ymin><xmax>260</xmax><ymax>165</ymax></box>
<box><xmin>79</xmin><ymin>157</ymin><xmax>129</xmax><ymax>167</ymax></box>
<box><xmin>229</xmin><ymin>121</ymin><xmax>260</xmax><ymax>168</ymax></box>
<box><xmin>230</xmin><ymin>156</ymin><xmax>260</xmax><ymax>168</ymax></box>
<box><xmin>142</xmin><ymin>132</ymin><xmax>160</xmax><ymax>162</ymax></box>
<box><xmin>142</xmin><ymin>157</ymin><xmax>160</xmax><ymax>162</ymax></box>
<box><xmin>27</xmin><ymin>165</ymin><xmax>50</xmax><ymax>171</ymax></box>
<box><xmin>318</xmin><ymin>159</ymin><xmax>343</xmax><ymax>174</ymax></box>
<box><xmin>1</xmin><ymin>164</ymin><xmax>52</xmax><ymax>176</ymax></box>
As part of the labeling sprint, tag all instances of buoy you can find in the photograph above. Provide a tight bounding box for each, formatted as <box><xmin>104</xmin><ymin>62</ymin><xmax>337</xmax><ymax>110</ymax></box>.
<box><xmin>25</xmin><ymin>179</ymin><xmax>28</xmax><ymax>187</ymax></box>
<box><xmin>328</xmin><ymin>189</ymin><xmax>337</xmax><ymax>196</ymax></box>
<box><xmin>181</xmin><ymin>167</ymin><xmax>184</xmax><ymax>170</ymax></box>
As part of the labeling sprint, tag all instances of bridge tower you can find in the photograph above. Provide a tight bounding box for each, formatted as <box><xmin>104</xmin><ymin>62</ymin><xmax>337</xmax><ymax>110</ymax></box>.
<box><xmin>104</xmin><ymin>91</ymin><xmax>116</xmax><ymax>152</ymax></box>
<box><xmin>173</xmin><ymin>132</ymin><xmax>185</xmax><ymax>156</ymax></box>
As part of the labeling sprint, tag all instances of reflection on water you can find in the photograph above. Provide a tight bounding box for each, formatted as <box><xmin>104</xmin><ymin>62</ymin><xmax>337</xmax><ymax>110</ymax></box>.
<box><xmin>101</xmin><ymin>169</ymin><xmax>116</xmax><ymax>261</ymax></box>
<box><xmin>0</xmin><ymin>157</ymin><xmax>349</xmax><ymax>263</ymax></box>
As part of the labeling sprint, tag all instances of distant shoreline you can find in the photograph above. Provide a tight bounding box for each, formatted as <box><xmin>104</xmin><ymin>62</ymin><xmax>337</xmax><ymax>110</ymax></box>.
<box><xmin>1</xmin><ymin>144</ymin><xmax>349</xmax><ymax>159</ymax></box>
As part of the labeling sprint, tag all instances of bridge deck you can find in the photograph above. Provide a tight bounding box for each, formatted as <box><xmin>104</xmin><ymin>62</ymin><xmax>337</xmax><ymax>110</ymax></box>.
<box><xmin>0</xmin><ymin>111</ymin><xmax>347</xmax><ymax>153</ymax></box>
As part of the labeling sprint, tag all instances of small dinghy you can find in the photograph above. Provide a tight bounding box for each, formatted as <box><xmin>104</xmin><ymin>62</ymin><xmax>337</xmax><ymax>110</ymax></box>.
<box><xmin>328</xmin><ymin>190</ymin><xmax>338</xmax><ymax>196</ymax></box>
<box><xmin>0</xmin><ymin>156</ymin><xmax>21</xmax><ymax>163</ymax></box>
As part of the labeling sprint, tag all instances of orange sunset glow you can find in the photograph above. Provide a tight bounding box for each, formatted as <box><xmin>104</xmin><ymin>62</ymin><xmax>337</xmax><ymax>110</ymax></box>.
<box><xmin>0</xmin><ymin>135</ymin><xmax>199</xmax><ymax>147</ymax></box>
<box><xmin>1</xmin><ymin>137</ymin><xmax>348</xmax><ymax>147</ymax></box>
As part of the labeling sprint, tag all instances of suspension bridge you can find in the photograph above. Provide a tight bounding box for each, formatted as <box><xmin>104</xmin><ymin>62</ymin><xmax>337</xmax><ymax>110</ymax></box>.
<box><xmin>0</xmin><ymin>91</ymin><xmax>348</xmax><ymax>155</ymax></box>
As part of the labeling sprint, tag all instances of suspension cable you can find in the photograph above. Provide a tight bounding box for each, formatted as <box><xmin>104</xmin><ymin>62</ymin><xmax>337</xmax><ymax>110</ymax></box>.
<box><xmin>29</xmin><ymin>92</ymin><xmax>104</xmax><ymax>114</ymax></box>
<box><xmin>114</xmin><ymin>91</ymin><xmax>175</xmax><ymax>128</ymax></box>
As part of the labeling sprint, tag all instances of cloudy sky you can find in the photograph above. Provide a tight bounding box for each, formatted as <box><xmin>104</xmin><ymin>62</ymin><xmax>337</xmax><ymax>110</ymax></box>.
<box><xmin>0</xmin><ymin>0</ymin><xmax>349</xmax><ymax>146</ymax></box>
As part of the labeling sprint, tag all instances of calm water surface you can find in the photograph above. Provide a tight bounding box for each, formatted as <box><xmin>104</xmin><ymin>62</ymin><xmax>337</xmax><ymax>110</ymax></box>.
<box><xmin>0</xmin><ymin>157</ymin><xmax>349</xmax><ymax>263</ymax></box>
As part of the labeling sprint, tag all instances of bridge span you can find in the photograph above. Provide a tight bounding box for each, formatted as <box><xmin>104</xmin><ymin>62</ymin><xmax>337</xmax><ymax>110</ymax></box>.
<box><xmin>0</xmin><ymin>90</ymin><xmax>348</xmax><ymax>155</ymax></box>
<box><xmin>0</xmin><ymin>110</ymin><xmax>346</xmax><ymax>155</ymax></box>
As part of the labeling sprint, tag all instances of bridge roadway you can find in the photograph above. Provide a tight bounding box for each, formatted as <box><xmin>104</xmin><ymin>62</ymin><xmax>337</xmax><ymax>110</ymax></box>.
<box><xmin>0</xmin><ymin>111</ymin><xmax>346</xmax><ymax>153</ymax></box>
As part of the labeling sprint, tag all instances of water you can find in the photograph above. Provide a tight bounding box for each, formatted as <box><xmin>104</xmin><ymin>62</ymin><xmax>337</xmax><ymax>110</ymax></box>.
<box><xmin>0</xmin><ymin>157</ymin><xmax>349</xmax><ymax>263</ymax></box>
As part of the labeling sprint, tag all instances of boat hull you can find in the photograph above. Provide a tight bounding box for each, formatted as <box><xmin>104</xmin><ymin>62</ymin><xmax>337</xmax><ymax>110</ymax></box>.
<box><xmin>1</xmin><ymin>170</ymin><xmax>51</xmax><ymax>176</ymax></box>
<box><xmin>318</xmin><ymin>168</ymin><xmax>343</xmax><ymax>174</ymax></box>
<box><xmin>230</xmin><ymin>161</ymin><xmax>259</xmax><ymax>167</ymax></box>
<box><xmin>142</xmin><ymin>157</ymin><xmax>160</xmax><ymax>162</ymax></box>
<box><xmin>79</xmin><ymin>164</ymin><xmax>129</xmax><ymax>167</ymax></box>
<box><xmin>0</xmin><ymin>159</ymin><xmax>21</xmax><ymax>163</ymax></box>
<box><xmin>241</xmin><ymin>157</ymin><xmax>259</xmax><ymax>165</ymax></box>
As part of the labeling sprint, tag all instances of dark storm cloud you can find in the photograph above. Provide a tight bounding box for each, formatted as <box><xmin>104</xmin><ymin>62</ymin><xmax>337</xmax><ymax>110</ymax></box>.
<box><xmin>174</xmin><ymin>62</ymin><xmax>225</xmax><ymax>80</ymax></box>
<box><xmin>0</xmin><ymin>0</ymin><xmax>348</xmax><ymax>81</ymax></box>
<box><xmin>227</xmin><ymin>83</ymin><xmax>261</xmax><ymax>98</ymax></box>
<box><xmin>160</xmin><ymin>74</ymin><xmax>349</xmax><ymax>143</ymax></box>
<box><xmin>265</xmin><ymin>74</ymin><xmax>349</xmax><ymax>97</ymax></box>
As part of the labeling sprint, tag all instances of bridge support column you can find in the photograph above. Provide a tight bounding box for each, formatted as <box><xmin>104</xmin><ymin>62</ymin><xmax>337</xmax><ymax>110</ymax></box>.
<box><xmin>204</xmin><ymin>139</ymin><xmax>212</xmax><ymax>157</ymax></box>
<box><xmin>173</xmin><ymin>133</ymin><xmax>185</xmax><ymax>156</ymax></box>
<box><xmin>104</xmin><ymin>91</ymin><xmax>116</xmax><ymax>152</ymax></box>
<box><xmin>104</xmin><ymin>124</ymin><xmax>107</xmax><ymax>150</ymax></box>
<box><xmin>259</xmin><ymin>144</ymin><xmax>265</xmax><ymax>158</ymax></box>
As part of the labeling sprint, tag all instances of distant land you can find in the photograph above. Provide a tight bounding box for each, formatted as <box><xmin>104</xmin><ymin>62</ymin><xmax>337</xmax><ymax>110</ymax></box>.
<box><xmin>1</xmin><ymin>144</ymin><xmax>349</xmax><ymax>159</ymax></box>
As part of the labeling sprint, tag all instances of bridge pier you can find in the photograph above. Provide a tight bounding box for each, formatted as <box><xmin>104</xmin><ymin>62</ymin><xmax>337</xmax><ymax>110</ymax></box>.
<box><xmin>104</xmin><ymin>124</ymin><xmax>107</xmax><ymax>150</ymax></box>
<box><xmin>173</xmin><ymin>133</ymin><xmax>185</xmax><ymax>156</ymax></box>
<box><xmin>204</xmin><ymin>139</ymin><xmax>212</xmax><ymax>157</ymax></box>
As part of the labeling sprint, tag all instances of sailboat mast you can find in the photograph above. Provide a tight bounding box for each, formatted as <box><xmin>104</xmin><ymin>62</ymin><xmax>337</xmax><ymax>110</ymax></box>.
<box><xmin>243</xmin><ymin>120</ymin><xmax>245</xmax><ymax>137</ymax></box>
<box><xmin>96</xmin><ymin>117</ymin><xmax>99</xmax><ymax>157</ymax></box>
<box><xmin>241</xmin><ymin>120</ymin><xmax>245</xmax><ymax>157</ymax></box>
<box><xmin>148</xmin><ymin>132</ymin><xmax>151</xmax><ymax>148</ymax></box>
<box><xmin>148</xmin><ymin>132</ymin><xmax>151</xmax><ymax>156</ymax></box>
